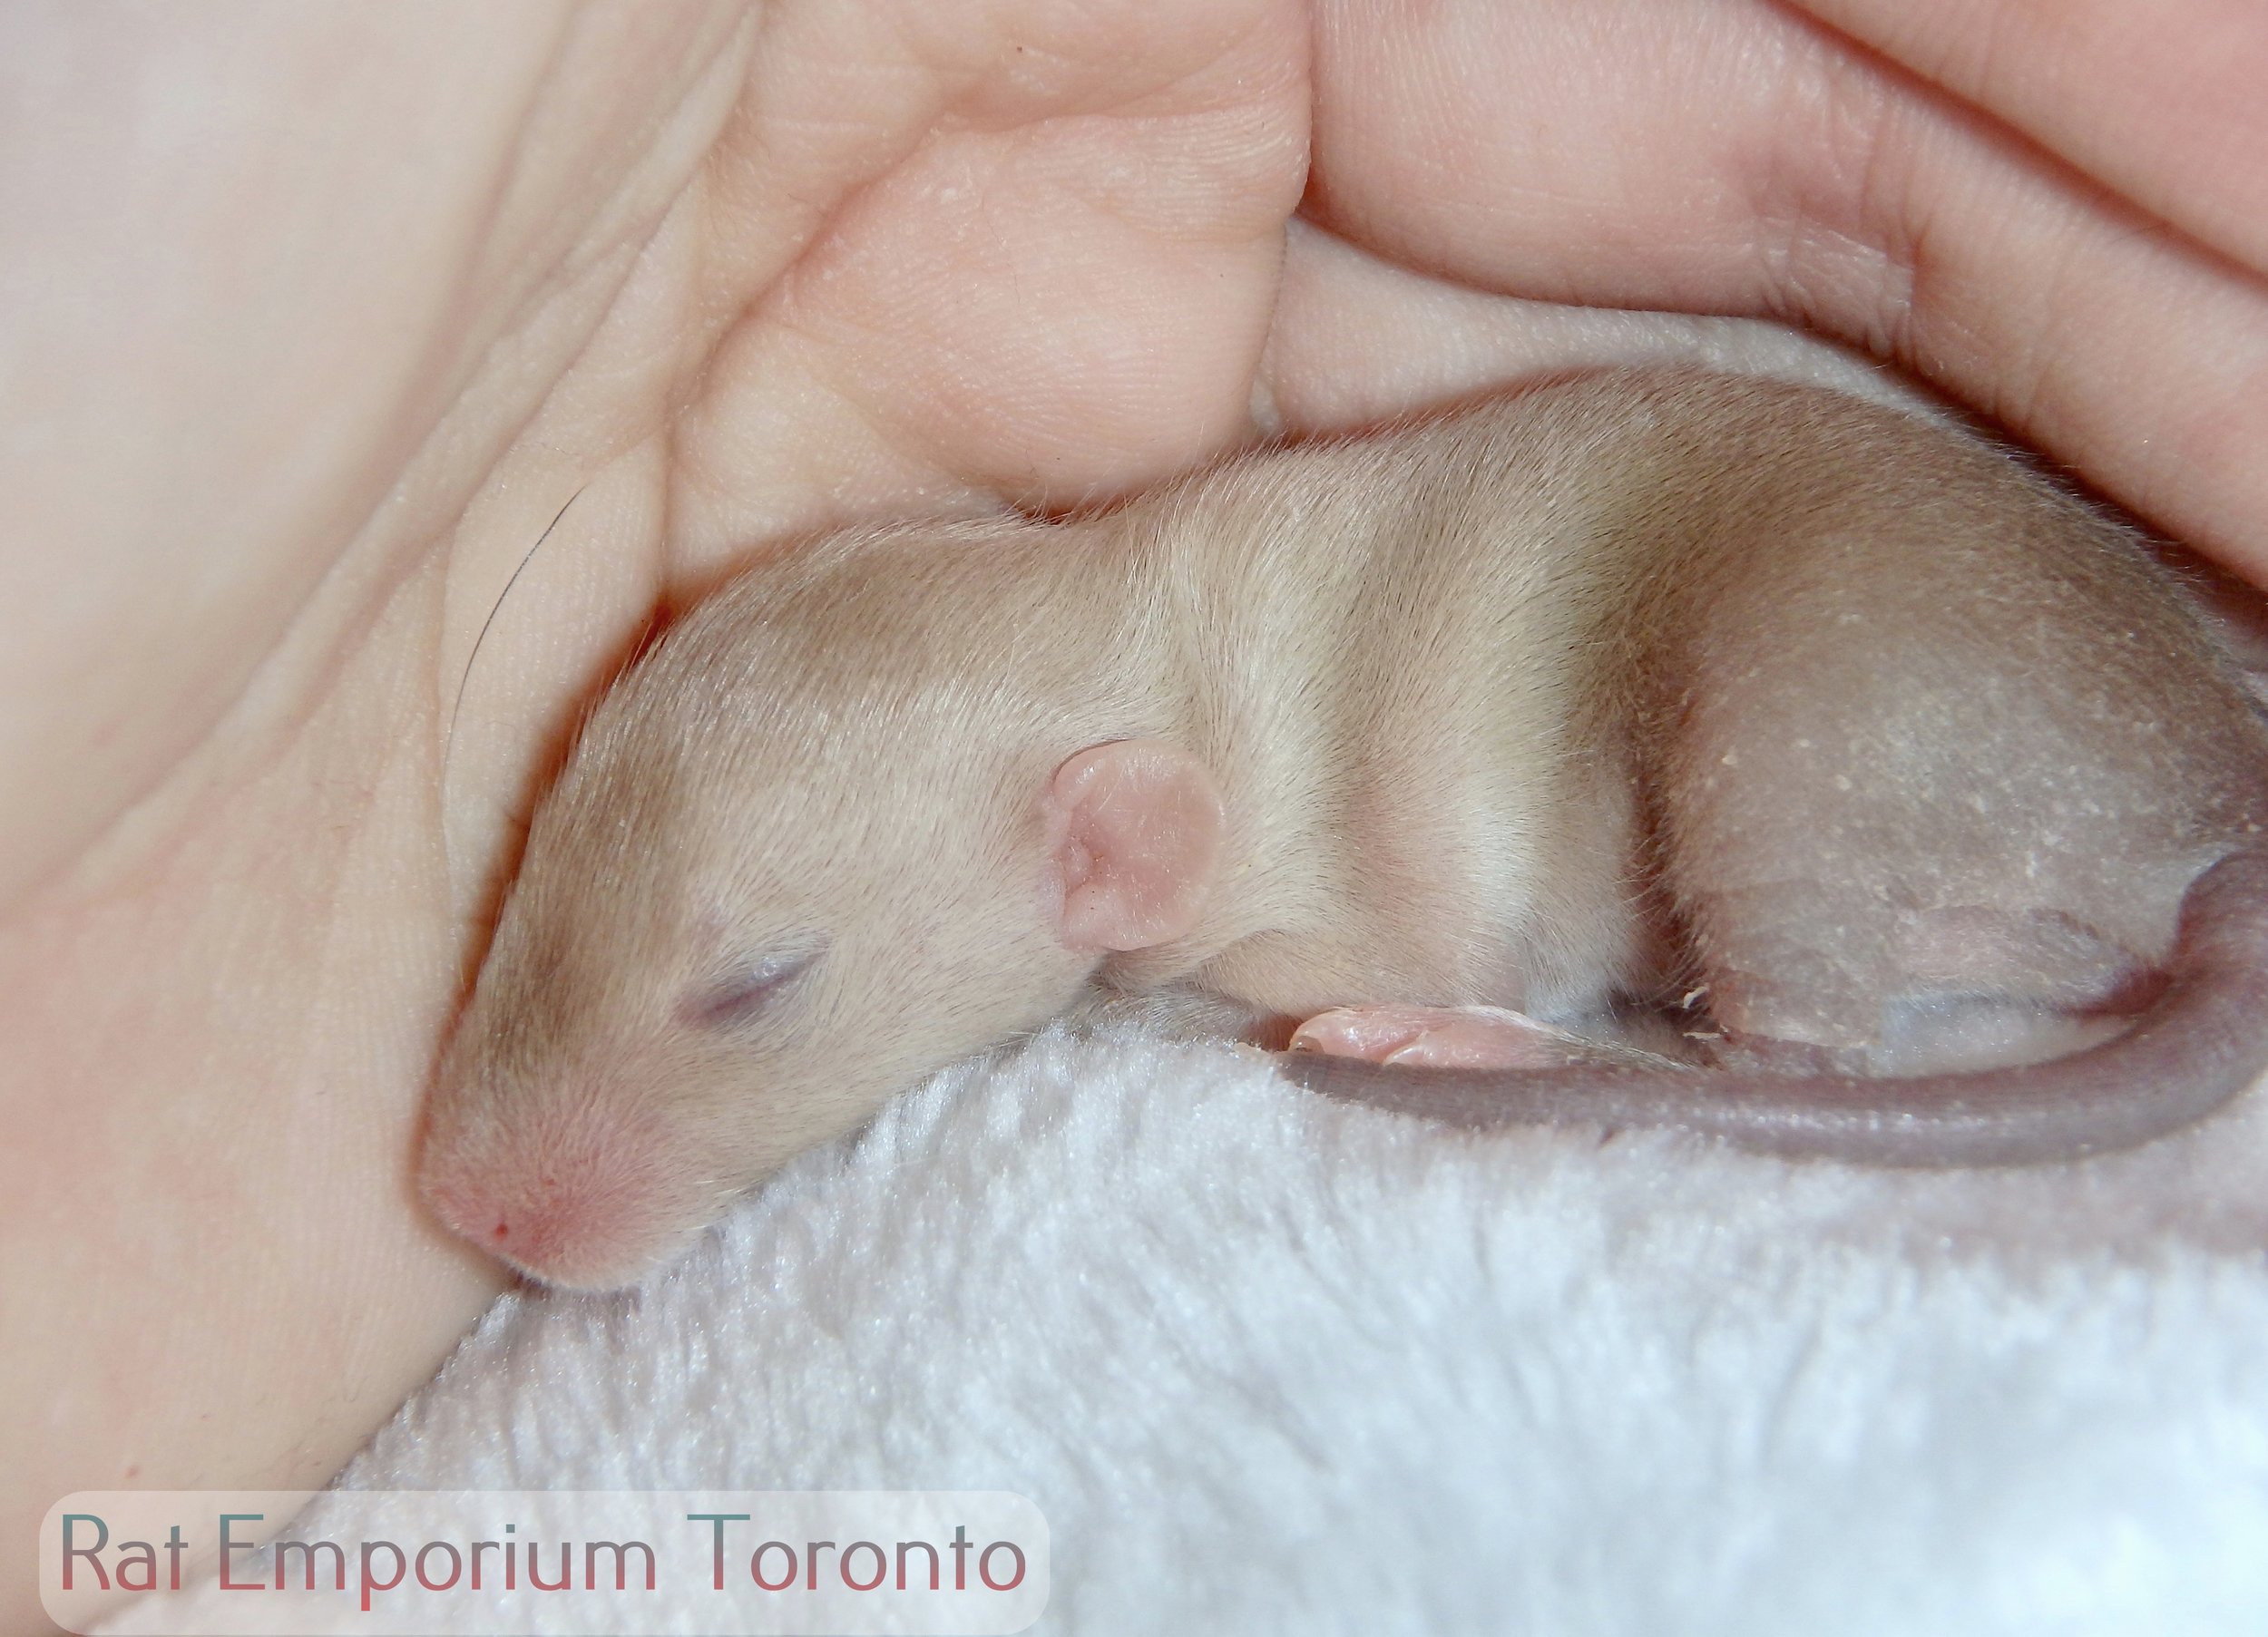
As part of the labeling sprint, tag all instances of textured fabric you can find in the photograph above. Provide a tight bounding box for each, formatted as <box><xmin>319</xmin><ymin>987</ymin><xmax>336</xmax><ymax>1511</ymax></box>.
<box><xmin>112</xmin><ymin>1028</ymin><xmax>2268</xmax><ymax>1634</ymax></box>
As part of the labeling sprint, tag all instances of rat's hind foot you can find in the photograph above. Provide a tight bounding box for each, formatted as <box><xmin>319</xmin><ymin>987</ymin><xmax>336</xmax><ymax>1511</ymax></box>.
<box><xmin>1288</xmin><ymin>1005</ymin><xmax>1687</xmax><ymax>1070</ymax></box>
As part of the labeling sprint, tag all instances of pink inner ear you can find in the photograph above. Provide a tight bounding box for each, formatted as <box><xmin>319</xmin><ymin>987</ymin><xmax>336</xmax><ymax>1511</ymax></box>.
<box><xmin>1047</xmin><ymin>737</ymin><xmax>1225</xmax><ymax>953</ymax></box>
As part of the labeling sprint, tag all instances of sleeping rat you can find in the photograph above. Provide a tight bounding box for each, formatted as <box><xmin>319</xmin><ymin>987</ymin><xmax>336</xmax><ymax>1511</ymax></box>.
<box><xmin>419</xmin><ymin>366</ymin><xmax>2268</xmax><ymax>1291</ymax></box>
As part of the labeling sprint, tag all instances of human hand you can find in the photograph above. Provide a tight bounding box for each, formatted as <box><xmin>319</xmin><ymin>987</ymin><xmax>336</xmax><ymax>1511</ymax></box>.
<box><xmin>5</xmin><ymin>4</ymin><xmax>2260</xmax><ymax>1631</ymax></box>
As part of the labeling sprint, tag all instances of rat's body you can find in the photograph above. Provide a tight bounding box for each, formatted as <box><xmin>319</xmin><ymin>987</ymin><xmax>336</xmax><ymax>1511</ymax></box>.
<box><xmin>421</xmin><ymin>368</ymin><xmax>2268</xmax><ymax>1290</ymax></box>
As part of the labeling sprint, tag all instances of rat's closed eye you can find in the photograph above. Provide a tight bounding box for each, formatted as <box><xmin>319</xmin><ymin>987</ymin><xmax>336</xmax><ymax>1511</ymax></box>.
<box><xmin>682</xmin><ymin>940</ymin><xmax>826</xmax><ymax>1030</ymax></box>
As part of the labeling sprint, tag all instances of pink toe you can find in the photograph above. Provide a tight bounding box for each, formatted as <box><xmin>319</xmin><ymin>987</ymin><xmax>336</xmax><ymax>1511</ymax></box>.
<box><xmin>1288</xmin><ymin>1007</ymin><xmax>1429</xmax><ymax>1061</ymax></box>
<box><xmin>1293</xmin><ymin>1005</ymin><xmax>1583</xmax><ymax>1069</ymax></box>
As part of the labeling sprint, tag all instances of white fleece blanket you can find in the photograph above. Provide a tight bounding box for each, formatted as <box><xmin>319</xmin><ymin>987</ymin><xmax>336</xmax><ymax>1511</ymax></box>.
<box><xmin>114</xmin><ymin>1027</ymin><xmax>2268</xmax><ymax>1634</ymax></box>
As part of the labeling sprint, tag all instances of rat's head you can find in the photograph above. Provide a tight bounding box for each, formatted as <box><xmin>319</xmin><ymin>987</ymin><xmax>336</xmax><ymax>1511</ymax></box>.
<box><xmin>419</xmin><ymin>551</ymin><xmax>1223</xmax><ymax>1290</ymax></box>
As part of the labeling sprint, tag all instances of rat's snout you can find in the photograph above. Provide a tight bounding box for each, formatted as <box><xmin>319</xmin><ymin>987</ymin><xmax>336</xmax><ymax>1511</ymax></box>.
<box><xmin>419</xmin><ymin>1097</ymin><xmax>700</xmax><ymax>1291</ymax></box>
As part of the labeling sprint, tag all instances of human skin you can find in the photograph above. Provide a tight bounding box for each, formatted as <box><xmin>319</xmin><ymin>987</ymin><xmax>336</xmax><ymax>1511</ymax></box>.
<box><xmin>3</xmin><ymin>3</ymin><xmax>2263</xmax><ymax>1632</ymax></box>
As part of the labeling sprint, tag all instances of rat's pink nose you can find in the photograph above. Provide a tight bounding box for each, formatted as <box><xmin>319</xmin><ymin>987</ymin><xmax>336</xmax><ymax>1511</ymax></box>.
<box><xmin>425</xmin><ymin>1174</ymin><xmax>591</xmax><ymax>1271</ymax></box>
<box><xmin>420</xmin><ymin>1103</ymin><xmax>689</xmax><ymax>1290</ymax></box>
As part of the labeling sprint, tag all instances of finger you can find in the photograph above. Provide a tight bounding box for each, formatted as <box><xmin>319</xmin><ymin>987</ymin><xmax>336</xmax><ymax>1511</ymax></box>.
<box><xmin>661</xmin><ymin>0</ymin><xmax>1308</xmax><ymax>568</ymax></box>
<box><xmin>1798</xmin><ymin>0</ymin><xmax>2268</xmax><ymax>275</ymax></box>
<box><xmin>1305</xmin><ymin>0</ymin><xmax>2268</xmax><ymax>586</ymax></box>
<box><xmin>1256</xmin><ymin>219</ymin><xmax>1918</xmax><ymax>434</ymax></box>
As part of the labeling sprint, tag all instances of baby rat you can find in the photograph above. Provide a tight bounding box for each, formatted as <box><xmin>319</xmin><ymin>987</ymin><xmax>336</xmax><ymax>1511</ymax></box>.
<box><xmin>419</xmin><ymin>367</ymin><xmax>2268</xmax><ymax>1291</ymax></box>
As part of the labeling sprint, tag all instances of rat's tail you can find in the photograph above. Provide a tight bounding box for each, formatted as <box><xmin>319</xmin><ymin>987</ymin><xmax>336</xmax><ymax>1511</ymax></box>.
<box><xmin>1276</xmin><ymin>848</ymin><xmax>2268</xmax><ymax>1167</ymax></box>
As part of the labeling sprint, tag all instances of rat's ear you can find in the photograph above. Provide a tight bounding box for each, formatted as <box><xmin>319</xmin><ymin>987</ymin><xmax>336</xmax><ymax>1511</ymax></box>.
<box><xmin>1045</xmin><ymin>737</ymin><xmax>1225</xmax><ymax>952</ymax></box>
